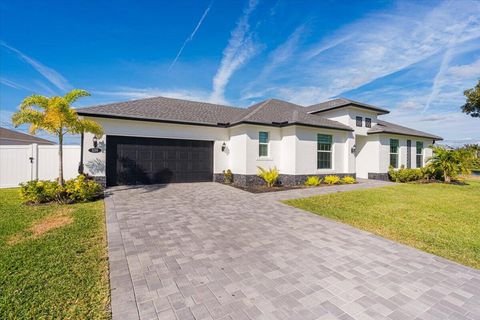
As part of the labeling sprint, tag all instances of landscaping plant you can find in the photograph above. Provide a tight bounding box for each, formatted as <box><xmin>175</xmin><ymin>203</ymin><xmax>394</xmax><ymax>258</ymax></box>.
<box><xmin>65</xmin><ymin>175</ymin><xmax>103</xmax><ymax>202</ymax></box>
<box><xmin>388</xmin><ymin>166</ymin><xmax>423</xmax><ymax>182</ymax></box>
<box><xmin>428</xmin><ymin>146</ymin><xmax>474</xmax><ymax>182</ymax></box>
<box><xmin>12</xmin><ymin>89</ymin><xmax>103</xmax><ymax>186</ymax></box>
<box><xmin>323</xmin><ymin>175</ymin><xmax>341</xmax><ymax>185</ymax></box>
<box><xmin>19</xmin><ymin>180</ymin><xmax>64</xmax><ymax>204</ymax></box>
<box><xmin>223</xmin><ymin>169</ymin><xmax>234</xmax><ymax>184</ymax></box>
<box><xmin>19</xmin><ymin>175</ymin><xmax>103</xmax><ymax>204</ymax></box>
<box><xmin>341</xmin><ymin>176</ymin><xmax>356</xmax><ymax>184</ymax></box>
<box><xmin>257</xmin><ymin>166</ymin><xmax>279</xmax><ymax>187</ymax></box>
<box><xmin>305</xmin><ymin>176</ymin><xmax>321</xmax><ymax>186</ymax></box>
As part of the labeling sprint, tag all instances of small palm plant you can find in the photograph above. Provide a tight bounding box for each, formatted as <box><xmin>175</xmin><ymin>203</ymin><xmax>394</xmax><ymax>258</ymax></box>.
<box><xmin>428</xmin><ymin>146</ymin><xmax>473</xmax><ymax>182</ymax></box>
<box><xmin>12</xmin><ymin>89</ymin><xmax>103</xmax><ymax>186</ymax></box>
<box><xmin>257</xmin><ymin>166</ymin><xmax>279</xmax><ymax>187</ymax></box>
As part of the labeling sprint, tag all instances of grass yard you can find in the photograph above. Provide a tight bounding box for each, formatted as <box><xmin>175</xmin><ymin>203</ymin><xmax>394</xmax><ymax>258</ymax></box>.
<box><xmin>284</xmin><ymin>180</ymin><xmax>480</xmax><ymax>269</ymax></box>
<box><xmin>0</xmin><ymin>188</ymin><xmax>110</xmax><ymax>319</ymax></box>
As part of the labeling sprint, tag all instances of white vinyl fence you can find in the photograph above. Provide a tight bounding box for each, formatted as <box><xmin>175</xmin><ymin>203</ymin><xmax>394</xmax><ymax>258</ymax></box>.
<box><xmin>0</xmin><ymin>144</ymin><xmax>81</xmax><ymax>188</ymax></box>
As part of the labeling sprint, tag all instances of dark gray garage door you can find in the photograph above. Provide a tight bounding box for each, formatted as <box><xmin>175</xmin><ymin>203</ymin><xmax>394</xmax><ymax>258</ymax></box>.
<box><xmin>106</xmin><ymin>136</ymin><xmax>213</xmax><ymax>186</ymax></box>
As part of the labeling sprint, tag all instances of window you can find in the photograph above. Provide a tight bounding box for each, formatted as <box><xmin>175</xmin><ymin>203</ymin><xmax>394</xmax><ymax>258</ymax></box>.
<box><xmin>259</xmin><ymin>131</ymin><xmax>269</xmax><ymax>157</ymax></box>
<box><xmin>416</xmin><ymin>141</ymin><xmax>424</xmax><ymax>168</ymax></box>
<box><xmin>365</xmin><ymin>118</ymin><xmax>371</xmax><ymax>128</ymax></box>
<box><xmin>317</xmin><ymin>134</ymin><xmax>332</xmax><ymax>169</ymax></box>
<box><xmin>356</xmin><ymin>116</ymin><xmax>363</xmax><ymax>127</ymax></box>
<box><xmin>390</xmin><ymin>139</ymin><xmax>399</xmax><ymax>168</ymax></box>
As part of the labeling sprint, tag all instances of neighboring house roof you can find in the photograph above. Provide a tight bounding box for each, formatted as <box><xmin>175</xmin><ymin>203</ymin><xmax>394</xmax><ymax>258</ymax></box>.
<box><xmin>77</xmin><ymin>96</ymin><xmax>353</xmax><ymax>131</ymax></box>
<box><xmin>0</xmin><ymin>127</ymin><xmax>56</xmax><ymax>145</ymax></box>
<box><xmin>368</xmin><ymin>120</ymin><xmax>443</xmax><ymax>140</ymax></box>
<box><xmin>306</xmin><ymin>98</ymin><xmax>390</xmax><ymax>115</ymax></box>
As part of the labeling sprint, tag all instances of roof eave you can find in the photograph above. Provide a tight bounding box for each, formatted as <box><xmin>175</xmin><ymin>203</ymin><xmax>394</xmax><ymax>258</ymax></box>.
<box><xmin>77</xmin><ymin>112</ymin><xmax>221</xmax><ymax>128</ymax></box>
<box><xmin>79</xmin><ymin>113</ymin><xmax>354</xmax><ymax>132</ymax></box>
<box><xmin>367</xmin><ymin>130</ymin><xmax>443</xmax><ymax>141</ymax></box>
<box><xmin>309</xmin><ymin>103</ymin><xmax>390</xmax><ymax>115</ymax></box>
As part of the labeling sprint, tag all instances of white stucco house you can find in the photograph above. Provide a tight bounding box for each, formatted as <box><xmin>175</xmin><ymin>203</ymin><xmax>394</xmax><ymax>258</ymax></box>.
<box><xmin>77</xmin><ymin>96</ymin><xmax>442</xmax><ymax>186</ymax></box>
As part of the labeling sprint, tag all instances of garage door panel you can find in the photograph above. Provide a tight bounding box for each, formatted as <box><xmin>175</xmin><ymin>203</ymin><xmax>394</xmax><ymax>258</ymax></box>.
<box><xmin>106</xmin><ymin>136</ymin><xmax>213</xmax><ymax>186</ymax></box>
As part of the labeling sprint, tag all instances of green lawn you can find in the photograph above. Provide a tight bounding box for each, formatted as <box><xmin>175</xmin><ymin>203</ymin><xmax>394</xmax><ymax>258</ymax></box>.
<box><xmin>284</xmin><ymin>180</ymin><xmax>480</xmax><ymax>269</ymax></box>
<box><xmin>0</xmin><ymin>189</ymin><xmax>110</xmax><ymax>319</ymax></box>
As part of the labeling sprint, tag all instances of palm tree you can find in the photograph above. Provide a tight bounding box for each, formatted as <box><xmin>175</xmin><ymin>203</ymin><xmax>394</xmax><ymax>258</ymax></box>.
<box><xmin>12</xmin><ymin>89</ymin><xmax>103</xmax><ymax>186</ymax></box>
<box><xmin>428</xmin><ymin>146</ymin><xmax>473</xmax><ymax>182</ymax></box>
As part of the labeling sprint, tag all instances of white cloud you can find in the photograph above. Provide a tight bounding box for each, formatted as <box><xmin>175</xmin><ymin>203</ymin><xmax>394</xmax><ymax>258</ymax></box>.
<box><xmin>419</xmin><ymin>114</ymin><xmax>448</xmax><ymax>122</ymax></box>
<box><xmin>248</xmin><ymin>1</ymin><xmax>480</xmax><ymax>105</ymax></box>
<box><xmin>241</xmin><ymin>24</ymin><xmax>305</xmax><ymax>100</ymax></box>
<box><xmin>1</xmin><ymin>42</ymin><xmax>72</xmax><ymax>92</ymax></box>
<box><xmin>93</xmin><ymin>86</ymin><xmax>214</xmax><ymax>104</ymax></box>
<box><xmin>422</xmin><ymin>16</ymin><xmax>477</xmax><ymax>113</ymax></box>
<box><xmin>210</xmin><ymin>0</ymin><xmax>260</xmax><ymax>104</ymax></box>
<box><xmin>169</xmin><ymin>2</ymin><xmax>213</xmax><ymax>70</ymax></box>
<box><xmin>448</xmin><ymin>58</ymin><xmax>480</xmax><ymax>78</ymax></box>
<box><xmin>261</xmin><ymin>24</ymin><xmax>305</xmax><ymax>77</ymax></box>
<box><xmin>0</xmin><ymin>78</ymin><xmax>33</xmax><ymax>91</ymax></box>
<box><xmin>303</xmin><ymin>34</ymin><xmax>352</xmax><ymax>60</ymax></box>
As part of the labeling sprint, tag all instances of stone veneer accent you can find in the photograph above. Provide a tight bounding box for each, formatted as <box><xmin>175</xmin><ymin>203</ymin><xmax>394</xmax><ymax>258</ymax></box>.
<box><xmin>214</xmin><ymin>173</ymin><xmax>356</xmax><ymax>187</ymax></box>
<box><xmin>93</xmin><ymin>176</ymin><xmax>107</xmax><ymax>187</ymax></box>
<box><xmin>368</xmin><ymin>172</ymin><xmax>389</xmax><ymax>181</ymax></box>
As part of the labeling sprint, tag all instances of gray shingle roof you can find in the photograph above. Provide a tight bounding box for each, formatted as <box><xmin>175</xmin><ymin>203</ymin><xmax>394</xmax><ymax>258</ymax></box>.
<box><xmin>368</xmin><ymin>120</ymin><xmax>443</xmax><ymax>140</ymax></box>
<box><xmin>77</xmin><ymin>96</ymin><xmax>245</xmax><ymax>126</ymax></box>
<box><xmin>77</xmin><ymin>96</ymin><xmax>353</xmax><ymax>131</ymax></box>
<box><xmin>231</xmin><ymin>99</ymin><xmax>352</xmax><ymax>131</ymax></box>
<box><xmin>306</xmin><ymin>98</ymin><xmax>390</xmax><ymax>115</ymax></box>
<box><xmin>0</xmin><ymin>127</ymin><xmax>55</xmax><ymax>145</ymax></box>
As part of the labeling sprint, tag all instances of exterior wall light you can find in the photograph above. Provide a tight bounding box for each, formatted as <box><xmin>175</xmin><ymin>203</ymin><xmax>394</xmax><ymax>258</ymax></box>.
<box><xmin>221</xmin><ymin>142</ymin><xmax>227</xmax><ymax>152</ymax></box>
<box><xmin>88</xmin><ymin>136</ymin><xmax>102</xmax><ymax>153</ymax></box>
<box><xmin>351</xmin><ymin>145</ymin><xmax>356</xmax><ymax>154</ymax></box>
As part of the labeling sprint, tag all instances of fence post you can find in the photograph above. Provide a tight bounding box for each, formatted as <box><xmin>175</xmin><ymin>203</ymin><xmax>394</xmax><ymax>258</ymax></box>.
<box><xmin>31</xmin><ymin>143</ymin><xmax>39</xmax><ymax>180</ymax></box>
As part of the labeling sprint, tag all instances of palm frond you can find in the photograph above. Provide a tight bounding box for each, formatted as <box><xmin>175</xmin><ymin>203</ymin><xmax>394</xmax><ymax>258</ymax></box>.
<box><xmin>68</xmin><ymin>118</ymin><xmax>103</xmax><ymax>136</ymax></box>
<box><xmin>20</xmin><ymin>95</ymin><xmax>49</xmax><ymax>110</ymax></box>
<box><xmin>80</xmin><ymin>119</ymin><xmax>103</xmax><ymax>136</ymax></box>
<box><xmin>11</xmin><ymin>109</ymin><xmax>44</xmax><ymax>127</ymax></box>
<box><xmin>64</xmin><ymin>89</ymin><xmax>90</xmax><ymax>104</ymax></box>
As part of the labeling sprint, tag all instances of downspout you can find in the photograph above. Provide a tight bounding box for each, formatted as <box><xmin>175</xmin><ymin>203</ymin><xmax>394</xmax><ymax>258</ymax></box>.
<box><xmin>78</xmin><ymin>131</ymin><xmax>84</xmax><ymax>174</ymax></box>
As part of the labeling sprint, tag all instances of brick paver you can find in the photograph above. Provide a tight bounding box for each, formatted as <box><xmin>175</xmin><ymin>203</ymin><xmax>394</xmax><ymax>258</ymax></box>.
<box><xmin>105</xmin><ymin>181</ymin><xmax>480</xmax><ymax>320</ymax></box>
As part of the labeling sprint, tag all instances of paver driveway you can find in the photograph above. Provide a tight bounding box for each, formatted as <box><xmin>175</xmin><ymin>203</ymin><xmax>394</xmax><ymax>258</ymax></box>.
<box><xmin>105</xmin><ymin>181</ymin><xmax>480</xmax><ymax>320</ymax></box>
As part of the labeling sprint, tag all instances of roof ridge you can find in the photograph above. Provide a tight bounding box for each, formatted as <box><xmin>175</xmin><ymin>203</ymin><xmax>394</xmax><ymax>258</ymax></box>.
<box><xmin>79</xmin><ymin>95</ymin><xmax>244</xmax><ymax>111</ymax></box>
<box><xmin>236</xmin><ymin>99</ymin><xmax>273</xmax><ymax>122</ymax></box>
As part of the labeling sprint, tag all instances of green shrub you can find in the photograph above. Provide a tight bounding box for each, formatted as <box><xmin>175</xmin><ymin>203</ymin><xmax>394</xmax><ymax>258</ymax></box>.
<box><xmin>223</xmin><ymin>169</ymin><xmax>233</xmax><ymax>184</ymax></box>
<box><xmin>324</xmin><ymin>175</ymin><xmax>341</xmax><ymax>185</ymax></box>
<box><xmin>19</xmin><ymin>175</ymin><xmax>102</xmax><ymax>204</ymax></box>
<box><xmin>257</xmin><ymin>166</ymin><xmax>279</xmax><ymax>187</ymax></box>
<box><xmin>305</xmin><ymin>176</ymin><xmax>321</xmax><ymax>186</ymax></box>
<box><xmin>65</xmin><ymin>175</ymin><xmax>103</xmax><ymax>202</ymax></box>
<box><xmin>388</xmin><ymin>166</ymin><xmax>423</xmax><ymax>182</ymax></box>
<box><xmin>19</xmin><ymin>180</ymin><xmax>64</xmax><ymax>204</ymax></box>
<box><xmin>341</xmin><ymin>176</ymin><xmax>356</xmax><ymax>184</ymax></box>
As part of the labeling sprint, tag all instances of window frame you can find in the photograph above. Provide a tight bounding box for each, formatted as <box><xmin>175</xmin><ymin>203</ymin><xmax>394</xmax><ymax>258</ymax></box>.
<box><xmin>258</xmin><ymin>131</ymin><xmax>269</xmax><ymax>157</ymax></box>
<box><xmin>390</xmin><ymin>139</ymin><xmax>399</xmax><ymax>168</ymax></box>
<box><xmin>365</xmin><ymin>117</ymin><xmax>372</xmax><ymax>128</ymax></box>
<box><xmin>356</xmin><ymin>116</ymin><xmax>363</xmax><ymax>127</ymax></box>
<box><xmin>317</xmin><ymin>134</ymin><xmax>333</xmax><ymax>170</ymax></box>
<box><xmin>416</xmin><ymin>141</ymin><xmax>424</xmax><ymax>168</ymax></box>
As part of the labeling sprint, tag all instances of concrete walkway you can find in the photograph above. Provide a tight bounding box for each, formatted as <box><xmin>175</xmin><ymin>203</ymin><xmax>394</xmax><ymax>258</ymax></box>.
<box><xmin>105</xmin><ymin>180</ymin><xmax>480</xmax><ymax>320</ymax></box>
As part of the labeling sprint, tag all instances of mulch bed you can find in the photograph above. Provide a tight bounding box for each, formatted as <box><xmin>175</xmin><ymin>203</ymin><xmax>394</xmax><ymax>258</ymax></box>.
<box><xmin>221</xmin><ymin>183</ymin><xmax>334</xmax><ymax>193</ymax></box>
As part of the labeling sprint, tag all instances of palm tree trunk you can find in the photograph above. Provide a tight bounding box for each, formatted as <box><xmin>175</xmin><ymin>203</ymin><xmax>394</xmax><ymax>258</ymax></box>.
<box><xmin>59</xmin><ymin>133</ymin><xmax>64</xmax><ymax>186</ymax></box>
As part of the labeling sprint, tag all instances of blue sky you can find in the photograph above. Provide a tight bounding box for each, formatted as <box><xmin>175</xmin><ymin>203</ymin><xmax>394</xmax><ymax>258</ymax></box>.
<box><xmin>1</xmin><ymin>0</ymin><xmax>479</xmax><ymax>145</ymax></box>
